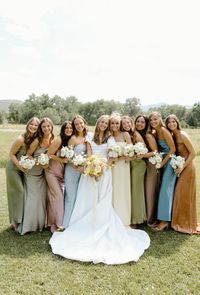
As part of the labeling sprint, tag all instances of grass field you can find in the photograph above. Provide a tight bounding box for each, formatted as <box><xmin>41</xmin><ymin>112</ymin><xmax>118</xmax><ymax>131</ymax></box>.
<box><xmin>0</xmin><ymin>125</ymin><xmax>200</xmax><ymax>295</ymax></box>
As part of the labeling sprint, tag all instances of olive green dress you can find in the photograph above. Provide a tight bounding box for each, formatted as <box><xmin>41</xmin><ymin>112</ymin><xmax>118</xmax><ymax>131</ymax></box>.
<box><xmin>130</xmin><ymin>159</ymin><xmax>147</xmax><ymax>224</ymax></box>
<box><xmin>6</xmin><ymin>146</ymin><xmax>26</xmax><ymax>225</ymax></box>
<box><xmin>18</xmin><ymin>147</ymin><xmax>47</xmax><ymax>235</ymax></box>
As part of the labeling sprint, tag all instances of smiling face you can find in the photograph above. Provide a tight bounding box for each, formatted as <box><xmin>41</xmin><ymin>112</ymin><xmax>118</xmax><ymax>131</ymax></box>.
<box><xmin>74</xmin><ymin>117</ymin><xmax>85</xmax><ymax>134</ymax></box>
<box><xmin>98</xmin><ymin>117</ymin><xmax>109</xmax><ymax>132</ymax></box>
<box><xmin>149</xmin><ymin>114</ymin><xmax>161</xmax><ymax>129</ymax></box>
<box><xmin>121</xmin><ymin>118</ymin><xmax>132</xmax><ymax>132</ymax></box>
<box><xmin>135</xmin><ymin>116</ymin><xmax>146</xmax><ymax>131</ymax></box>
<box><xmin>27</xmin><ymin>119</ymin><xmax>39</xmax><ymax>134</ymax></box>
<box><xmin>166</xmin><ymin>117</ymin><xmax>178</xmax><ymax>131</ymax></box>
<box><xmin>109</xmin><ymin>117</ymin><xmax>121</xmax><ymax>132</ymax></box>
<box><xmin>41</xmin><ymin>120</ymin><xmax>53</xmax><ymax>136</ymax></box>
<box><xmin>64</xmin><ymin>123</ymin><xmax>73</xmax><ymax>136</ymax></box>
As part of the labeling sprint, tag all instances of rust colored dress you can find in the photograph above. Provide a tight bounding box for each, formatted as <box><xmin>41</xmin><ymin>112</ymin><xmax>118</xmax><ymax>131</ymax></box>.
<box><xmin>171</xmin><ymin>142</ymin><xmax>197</xmax><ymax>234</ymax></box>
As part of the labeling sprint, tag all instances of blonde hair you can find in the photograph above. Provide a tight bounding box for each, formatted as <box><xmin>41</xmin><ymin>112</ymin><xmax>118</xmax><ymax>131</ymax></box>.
<box><xmin>93</xmin><ymin>115</ymin><xmax>110</xmax><ymax>144</ymax></box>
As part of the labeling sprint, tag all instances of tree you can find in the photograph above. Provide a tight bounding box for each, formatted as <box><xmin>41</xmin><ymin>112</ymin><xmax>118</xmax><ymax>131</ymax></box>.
<box><xmin>186</xmin><ymin>102</ymin><xmax>200</xmax><ymax>127</ymax></box>
<box><xmin>0</xmin><ymin>109</ymin><xmax>5</xmax><ymax>123</ymax></box>
<box><xmin>123</xmin><ymin>97</ymin><xmax>142</xmax><ymax>117</ymax></box>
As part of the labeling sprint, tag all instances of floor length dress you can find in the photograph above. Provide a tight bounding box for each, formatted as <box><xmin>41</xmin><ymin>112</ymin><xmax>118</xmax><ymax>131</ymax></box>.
<box><xmin>45</xmin><ymin>159</ymin><xmax>64</xmax><ymax>228</ymax></box>
<box><xmin>171</xmin><ymin>143</ymin><xmax>197</xmax><ymax>234</ymax></box>
<box><xmin>49</xmin><ymin>139</ymin><xmax>150</xmax><ymax>264</ymax></box>
<box><xmin>130</xmin><ymin>159</ymin><xmax>147</xmax><ymax>224</ymax></box>
<box><xmin>62</xmin><ymin>144</ymin><xmax>86</xmax><ymax>228</ymax></box>
<box><xmin>18</xmin><ymin>147</ymin><xmax>47</xmax><ymax>235</ymax></box>
<box><xmin>145</xmin><ymin>161</ymin><xmax>160</xmax><ymax>226</ymax></box>
<box><xmin>6</xmin><ymin>146</ymin><xmax>26</xmax><ymax>225</ymax></box>
<box><xmin>157</xmin><ymin>140</ymin><xmax>176</xmax><ymax>221</ymax></box>
<box><xmin>112</xmin><ymin>142</ymin><xmax>131</xmax><ymax>226</ymax></box>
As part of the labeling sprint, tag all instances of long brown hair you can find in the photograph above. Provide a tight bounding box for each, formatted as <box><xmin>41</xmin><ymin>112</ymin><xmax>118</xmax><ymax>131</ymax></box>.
<box><xmin>93</xmin><ymin>115</ymin><xmax>110</xmax><ymax>144</ymax></box>
<box><xmin>148</xmin><ymin>111</ymin><xmax>165</xmax><ymax>137</ymax></box>
<box><xmin>23</xmin><ymin>117</ymin><xmax>40</xmax><ymax>148</ymax></box>
<box><xmin>59</xmin><ymin>121</ymin><xmax>74</xmax><ymax>147</ymax></box>
<box><xmin>71</xmin><ymin>115</ymin><xmax>88</xmax><ymax>137</ymax></box>
<box><xmin>37</xmin><ymin>117</ymin><xmax>54</xmax><ymax>144</ymax></box>
<box><xmin>165</xmin><ymin>114</ymin><xmax>181</xmax><ymax>131</ymax></box>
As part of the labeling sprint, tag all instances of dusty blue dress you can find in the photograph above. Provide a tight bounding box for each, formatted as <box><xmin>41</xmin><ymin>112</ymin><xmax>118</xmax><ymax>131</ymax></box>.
<box><xmin>157</xmin><ymin>140</ymin><xmax>176</xmax><ymax>221</ymax></box>
<box><xmin>62</xmin><ymin>143</ymin><xmax>86</xmax><ymax>228</ymax></box>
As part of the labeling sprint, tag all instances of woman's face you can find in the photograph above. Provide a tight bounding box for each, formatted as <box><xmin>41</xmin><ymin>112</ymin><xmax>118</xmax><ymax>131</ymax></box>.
<box><xmin>121</xmin><ymin>118</ymin><xmax>132</xmax><ymax>132</ymax></box>
<box><xmin>41</xmin><ymin>121</ymin><xmax>53</xmax><ymax>135</ymax></box>
<box><xmin>64</xmin><ymin>123</ymin><xmax>73</xmax><ymax>136</ymax></box>
<box><xmin>74</xmin><ymin>118</ymin><xmax>85</xmax><ymax>133</ymax></box>
<box><xmin>149</xmin><ymin>114</ymin><xmax>161</xmax><ymax>129</ymax></box>
<box><xmin>110</xmin><ymin>118</ymin><xmax>121</xmax><ymax>132</ymax></box>
<box><xmin>98</xmin><ymin>117</ymin><xmax>109</xmax><ymax>132</ymax></box>
<box><xmin>167</xmin><ymin>117</ymin><xmax>178</xmax><ymax>131</ymax></box>
<box><xmin>27</xmin><ymin>119</ymin><xmax>39</xmax><ymax>134</ymax></box>
<box><xmin>135</xmin><ymin>116</ymin><xmax>146</xmax><ymax>131</ymax></box>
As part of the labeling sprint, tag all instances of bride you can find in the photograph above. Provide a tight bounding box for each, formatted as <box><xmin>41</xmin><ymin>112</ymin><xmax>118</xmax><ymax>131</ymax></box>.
<box><xmin>49</xmin><ymin>115</ymin><xmax>150</xmax><ymax>264</ymax></box>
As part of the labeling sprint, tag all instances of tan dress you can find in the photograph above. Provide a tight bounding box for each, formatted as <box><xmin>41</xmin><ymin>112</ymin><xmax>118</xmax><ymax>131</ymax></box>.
<box><xmin>45</xmin><ymin>159</ymin><xmax>64</xmax><ymax>228</ymax></box>
<box><xmin>112</xmin><ymin>143</ymin><xmax>131</xmax><ymax>226</ymax></box>
<box><xmin>171</xmin><ymin>143</ymin><xmax>197</xmax><ymax>234</ymax></box>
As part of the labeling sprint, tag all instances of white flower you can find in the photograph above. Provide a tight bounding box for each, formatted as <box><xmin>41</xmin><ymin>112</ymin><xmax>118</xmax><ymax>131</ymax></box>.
<box><xmin>108</xmin><ymin>145</ymin><xmax>123</xmax><ymax>158</ymax></box>
<box><xmin>149</xmin><ymin>151</ymin><xmax>163</xmax><ymax>168</ymax></box>
<box><xmin>71</xmin><ymin>153</ymin><xmax>87</xmax><ymax>166</ymax></box>
<box><xmin>122</xmin><ymin>143</ymin><xmax>135</xmax><ymax>157</ymax></box>
<box><xmin>133</xmin><ymin>142</ymin><xmax>148</xmax><ymax>155</ymax></box>
<box><xmin>37</xmin><ymin>153</ymin><xmax>49</xmax><ymax>165</ymax></box>
<box><xmin>19</xmin><ymin>155</ymin><xmax>36</xmax><ymax>170</ymax></box>
<box><xmin>60</xmin><ymin>146</ymin><xmax>75</xmax><ymax>159</ymax></box>
<box><xmin>170</xmin><ymin>155</ymin><xmax>185</xmax><ymax>169</ymax></box>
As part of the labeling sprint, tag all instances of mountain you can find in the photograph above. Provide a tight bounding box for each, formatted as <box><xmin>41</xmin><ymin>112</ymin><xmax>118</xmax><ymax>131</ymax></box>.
<box><xmin>141</xmin><ymin>102</ymin><xmax>166</xmax><ymax>112</ymax></box>
<box><xmin>0</xmin><ymin>100</ymin><xmax>22</xmax><ymax>112</ymax></box>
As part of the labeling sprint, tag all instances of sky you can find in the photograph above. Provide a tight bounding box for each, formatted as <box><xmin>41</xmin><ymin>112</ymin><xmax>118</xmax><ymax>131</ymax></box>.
<box><xmin>0</xmin><ymin>0</ymin><xmax>200</xmax><ymax>106</ymax></box>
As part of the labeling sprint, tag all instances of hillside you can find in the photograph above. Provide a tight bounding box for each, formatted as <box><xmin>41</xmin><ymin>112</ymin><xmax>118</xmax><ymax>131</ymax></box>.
<box><xmin>0</xmin><ymin>100</ymin><xmax>22</xmax><ymax>112</ymax></box>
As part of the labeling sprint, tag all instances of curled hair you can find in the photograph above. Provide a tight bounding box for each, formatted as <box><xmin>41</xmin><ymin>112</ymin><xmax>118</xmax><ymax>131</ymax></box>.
<box><xmin>121</xmin><ymin>115</ymin><xmax>136</xmax><ymax>144</ymax></box>
<box><xmin>37</xmin><ymin>117</ymin><xmax>54</xmax><ymax>144</ymax></box>
<box><xmin>71</xmin><ymin>115</ymin><xmax>88</xmax><ymax>136</ymax></box>
<box><xmin>59</xmin><ymin>121</ymin><xmax>74</xmax><ymax>147</ymax></box>
<box><xmin>165</xmin><ymin>114</ymin><xmax>181</xmax><ymax>131</ymax></box>
<box><xmin>93</xmin><ymin>115</ymin><xmax>110</xmax><ymax>144</ymax></box>
<box><xmin>109</xmin><ymin>113</ymin><xmax>121</xmax><ymax>135</ymax></box>
<box><xmin>23</xmin><ymin>117</ymin><xmax>40</xmax><ymax>148</ymax></box>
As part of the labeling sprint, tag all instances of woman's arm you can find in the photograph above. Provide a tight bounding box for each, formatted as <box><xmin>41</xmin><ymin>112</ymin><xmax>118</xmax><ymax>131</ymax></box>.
<box><xmin>47</xmin><ymin>136</ymin><xmax>68</xmax><ymax>164</ymax></box>
<box><xmin>142</xmin><ymin>133</ymin><xmax>158</xmax><ymax>159</ymax></box>
<box><xmin>175</xmin><ymin>131</ymin><xmax>196</xmax><ymax>175</ymax></box>
<box><xmin>26</xmin><ymin>138</ymin><xmax>39</xmax><ymax>157</ymax></box>
<box><xmin>160</xmin><ymin>127</ymin><xmax>176</xmax><ymax>167</ymax></box>
<box><xmin>9</xmin><ymin>135</ymin><xmax>25</xmax><ymax>170</ymax></box>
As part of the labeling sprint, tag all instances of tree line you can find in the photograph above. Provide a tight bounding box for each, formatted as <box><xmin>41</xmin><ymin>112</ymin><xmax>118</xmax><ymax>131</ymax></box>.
<box><xmin>0</xmin><ymin>93</ymin><xmax>200</xmax><ymax>127</ymax></box>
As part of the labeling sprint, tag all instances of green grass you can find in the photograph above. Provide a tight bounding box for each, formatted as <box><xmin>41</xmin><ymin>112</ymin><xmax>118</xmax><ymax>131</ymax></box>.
<box><xmin>0</xmin><ymin>158</ymin><xmax>200</xmax><ymax>295</ymax></box>
<box><xmin>0</xmin><ymin>125</ymin><xmax>200</xmax><ymax>294</ymax></box>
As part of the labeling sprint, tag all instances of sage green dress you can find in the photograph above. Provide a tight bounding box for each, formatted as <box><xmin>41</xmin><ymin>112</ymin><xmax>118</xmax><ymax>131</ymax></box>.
<box><xmin>130</xmin><ymin>159</ymin><xmax>147</xmax><ymax>224</ymax></box>
<box><xmin>6</xmin><ymin>146</ymin><xmax>26</xmax><ymax>225</ymax></box>
<box><xmin>18</xmin><ymin>147</ymin><xmax>47</xmax><ymax>235</ymax></box>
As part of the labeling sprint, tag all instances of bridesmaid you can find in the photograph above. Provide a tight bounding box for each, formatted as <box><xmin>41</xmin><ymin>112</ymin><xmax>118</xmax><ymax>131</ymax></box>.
<box><xmin>62</xmin><ymin>115</ymin><xmax>88</xmax><ymax>228</ymax></box>
<box><xmin>149</xmin><ymin>112</ymin><xmax>176</xmax><ymax>231</ymax></box>
<box><xmin>134</xmin><ymin>115</ymin><xmax>160</xmax><ymax>227</ymax></box>
<box><xmin>18</xmin><ymin>117</ymin><xmax>54</xmax><ymax>235</ymax></box>
<box><xmin>6</xmin><ymin>117</ymin><xmax>40</xmax><ymax>231</ymax></box>
<box><xmin>166</xmin><ymin>114</ymin><xmax>200</xmax><ymax>234</ymax></box>
<box><xmin>46</xmin><ymin>121</ymin><xmax>74</xmax><ymax>233</ymax></box>
<box><xmin>109</xmin><ymin>113</ymin><xmax>132</xmax><ymax>226</ymax></box>
<box><xmin>121</xmin><ymin>115</ymin><xmax>147</xmax><ymax>228</ymax></box>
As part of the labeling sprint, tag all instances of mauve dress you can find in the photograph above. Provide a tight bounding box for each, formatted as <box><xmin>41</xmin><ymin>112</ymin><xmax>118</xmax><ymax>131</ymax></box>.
<box><xmin>171</xmin><ymin>142</ymin><xmax>197</xmax><ymax>234</ymax></box>
<box><xmin>45</xmin><ymin>159</ymin><xmax>64</xmax><ymax>228</ymax></box>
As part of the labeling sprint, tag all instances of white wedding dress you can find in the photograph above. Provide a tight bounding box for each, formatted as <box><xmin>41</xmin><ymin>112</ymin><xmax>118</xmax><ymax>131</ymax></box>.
<box><xmin>49</xmin><ymin>137</ymin><xmax>150</xmax><ymax>264</ymax></box>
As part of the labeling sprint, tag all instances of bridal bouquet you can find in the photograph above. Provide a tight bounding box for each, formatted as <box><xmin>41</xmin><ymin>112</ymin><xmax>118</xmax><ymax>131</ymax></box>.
<box><xmin>19</xmin><ymin>155</ymin><xmax>36</xmax><ymax>170</ymax></box>
<box><xmin>84</xmin><ymin>155</ymin><xmax>106</xmax><ymax>179</ymax></box>
<box><xmin>37</xmin><ymin>153</ymin><xmax>49</xmax><ymax>165</ymax></box>
<box><xmin>71</xmin><ymin>153</ymin><xmax>87</xmax><ymax>166</ymax></box>
<box><xmin>122</xmin><ymin>143</ymin><xmax>135</xmax><ymax>157</ymax></box>
<box><xmin>133</xmin><ymin>142</ymin><xmax>148</xmax><ymax>155</ymax></box>
<box><xmin>170</xmin><ymin>155</ymin><xmax>185</xmax><ymax>170</ymax></box>
<box><xmin>149</xmin><ymin>151</ymin><xmax>163</xmax><ymax>169</ymax></box>
<box><xmin>108</xmin><ymin>145</ymin><xmax>123</xmax><ymax>158</ymax></box>
<box><xmin>60</xmin><ymin>146</ymin><xmax>75</xmax><ymax>159</ymax></box>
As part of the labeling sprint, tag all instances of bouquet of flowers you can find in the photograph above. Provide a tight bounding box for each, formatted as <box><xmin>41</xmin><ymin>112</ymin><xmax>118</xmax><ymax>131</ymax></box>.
<box><xmin>18</xmin><ymin>155</ymin><xmax>36</xmax><ymax>170</ymax></box>
<box><xmin>60</xmin><ymin>146</ymin><xmax>75</xmax><ymax>159</ymax></box>
<box><xmin>108</xmin><ymin>145</ymin><xmax>123</xmax><ymax>158</ymax></box>
<box><xmin>133</xmin><ymin>142</ymin><xmax>148</xmax><ymax>155</ymax></box>
<box><xmin>71</xmin><ymin>153</ymin><xmax>87</xmax><ymax>166</ymax></box>
<box><xmin>149</xmin><ymin>151</ymin><xmax>163</xmax><ymax>169</ymax></box>
<box><xmin>37</xmin><ymin>153</ymin><xmax>49</xmax><ymax>166</ymax></box>
<box><xmin>84</xmin><ymin>155</ymin><xmax>106</xmax><ymax>179</ymax></box>
<box><xmin>122</xmin><ymin>143</ymin><xmax>135</xmax><ymax>157</ymax></box>
<box><xmin>170</xmin><ymin>154</ymin><xmax>185</xmax><ymax>171</ymax></box>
